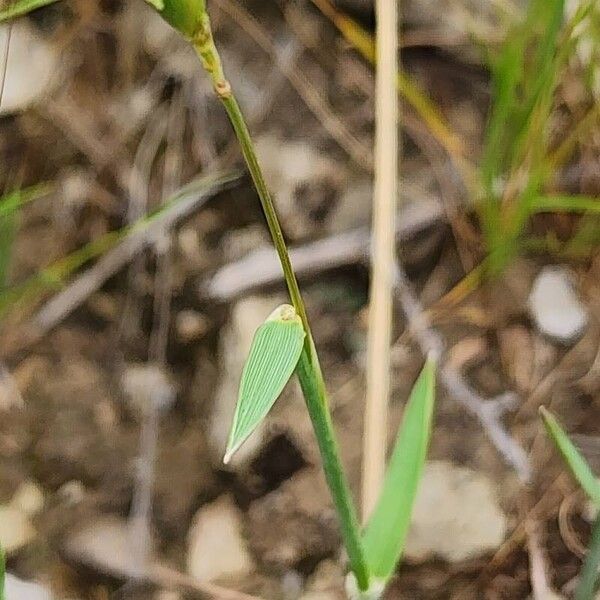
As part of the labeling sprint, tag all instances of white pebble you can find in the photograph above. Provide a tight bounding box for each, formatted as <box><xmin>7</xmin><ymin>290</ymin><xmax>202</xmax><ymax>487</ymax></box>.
<box><xmin>528</xmin><ymin>266</ymin><xmax>588</xmax><ymax>343</ymax></box>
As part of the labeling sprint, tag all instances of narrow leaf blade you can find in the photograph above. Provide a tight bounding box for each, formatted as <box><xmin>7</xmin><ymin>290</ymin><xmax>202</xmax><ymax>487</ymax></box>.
<box><xmin>531</xmin><ymin>194</ymin><xmax>600</xmax><ymax>214</ymax></box>
<box><xmin>362</xmin><ymin>357</ymin><xmax>436</xmax><ymax>581</ymax></box>
<box><xmin>540</xmin><ymin>406</ymin><xmax>600</xmax><ymax>506</ymax></box>
<box><xmin>224</xmin><ymin>304</ymin><xmax>305</xmax><ymax>463</ymax></box>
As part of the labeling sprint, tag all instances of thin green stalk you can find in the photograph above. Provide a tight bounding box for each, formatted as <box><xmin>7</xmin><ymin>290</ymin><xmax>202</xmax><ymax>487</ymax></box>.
<box><xmin>191</xmin><ymin>9</ymin><xmax>371</xmax><ymax>593</ymax></box>
<box><xmin>296</xmin><ymin>351</ymin><xmax>370</xmax><ymax>591</ymax></box>
<box><xmin>576</xmin><ymin>513</ymin><xmax>600</xmax><ymax>600</ymax></box>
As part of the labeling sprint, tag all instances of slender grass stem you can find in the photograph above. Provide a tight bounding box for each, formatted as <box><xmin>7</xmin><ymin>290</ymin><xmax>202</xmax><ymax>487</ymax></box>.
<box><xmin>192</xmin><ymin>11</ymin><xmax>371</xmax><ymax>593</ymax></box>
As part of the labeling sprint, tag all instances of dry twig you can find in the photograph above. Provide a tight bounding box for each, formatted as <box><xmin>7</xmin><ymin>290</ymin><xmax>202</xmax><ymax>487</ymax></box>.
<box><xmin>362</xmin><ymin>0</ymin><xmax>398</xmax><ymax>520</ymax></box>
<box><xmin>203</xmin><ymin>198</ymin><xmax>443</xmax><ymax>301</ymax></box>
<box><xmin>394</xmin><ymin>265</ymin><xmax>531</xmax><ymax>482</ymax></box>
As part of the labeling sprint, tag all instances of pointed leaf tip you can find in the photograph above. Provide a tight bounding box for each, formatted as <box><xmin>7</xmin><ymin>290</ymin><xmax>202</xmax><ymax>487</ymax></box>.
<box><xmin>224</xmin><ymin>304</ymin><xmax>305</xmax><ymax>463</ymax></box>
<box><xmin>540</xmin><ymin>406</ymin><xmax>600</xmax><ymax>507</ymax></box>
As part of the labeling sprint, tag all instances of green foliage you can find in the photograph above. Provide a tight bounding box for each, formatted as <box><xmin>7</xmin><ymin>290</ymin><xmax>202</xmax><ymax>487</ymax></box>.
<box><xmin>0</xmin><ymin>174</ymin><xmax>236</xmax><ymax>319</ymax></box>
<box><xmin>540</xmin><ymin>407</ymin><xmax>600</xmax><ymax>598</ymax></box>
<box><xmin>479</xmin><ymin>0</ymin><xmax>568</xmax><ymax>273</ymax></box>
<box><xmin>147</xmin><ymin>0</ymin><xmax>206</xmax><ymax>40</ymax></box>
<box><xmin>531</xmin><ymin>195</ymin><xmax>600</xmax><ymax>214</ymax></box>
<box><xmin>0</xmin><ymin>201</ymin><xmax>17</xmax><ymax>292</ymax></box>
<box><xmin>224</xmin><ymin>304</ymin><xmax>305</xmax><ymax>464</ymax></box>
<box><xmin>477</xmin><ymin>0</ymin><xmax>600</xmax><ymax>273</ymax></box>
<box><xmin>0</xmin><ymin>0</ymin><xmax>60</xmax><ymax>22</ymax></box>
<box><xmin>540</xmin><ymin>407</ymin><xmax>600</xmax><ymax>506</ymax></box>
<box><xmin>361</xmin><ymin>358</ymin><xmax>436</xmax><ymax>582</ymax></box>
<box><xmin>0</xmin><ymin>185</ymin><xmax>51</xmax><ymax>292</ymax></box>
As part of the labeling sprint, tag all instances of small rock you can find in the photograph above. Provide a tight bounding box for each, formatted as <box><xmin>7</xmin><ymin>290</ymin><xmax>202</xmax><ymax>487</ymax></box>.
<box><xmin>0</xmin><ymin>480</ymin><xmax>44</xmax><ymax>555</ymax></box>
<box><xmin>56</xmin><ymin>480</ymin><xmax>85</xmax><ymax>506</ymax></box>
<box><xmin>175</xmin><ymin>310</ymin><xmax>209</xmax><ymax>343</ymax></box>
<box><xmin>121</xmin><ymin>364</ymin><xmax>176</xmax><ymax>414</ymax></box>
<box><xmin>0</xmin><ymin>22</ymin><xmax>61</xmax><ymax>114</ymax></box>
<box><xmin>0</xmin><ymin>505</ymin><xmax>35</xmax><ymax>554</ymax></box>
<box><xmin>187</xmin><ymin>495</ymin><xmax>253</xmax><ymax>582</ymax></box>
<box><xmin>12</xmin><ymin>480</ymin><xmax>44</xmax><ymax>516</ymax></box>
<box><xmin>155</xmin><ymin>592</ymin><xmax>182</xmax><ymax>600</ymax></box>
<box><xmin>5</xmin><ymin>574</ymin><xmax>52</xmax><ymax>600</ymax></box>
<box><xmin>210</xmin><ymin>295</ymin><xmax>284</xmax><ymax>465</ymax></box>
<box><xmin>405</xmin><ymin>461</ymin><xmax>507</xmax><ymax>562</ymax></box>
<box><xmin>64</xmin><ymin>516</ymin><xmax>140</xmax><ymax>578</ymax></box>
<box><xmin>528</xmin><ymin>266</ymin><xmax>589</xmax><ymax>343</ymax></box>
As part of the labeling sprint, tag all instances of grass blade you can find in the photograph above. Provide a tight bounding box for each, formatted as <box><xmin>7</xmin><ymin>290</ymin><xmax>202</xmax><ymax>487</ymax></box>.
<box><xmin>531</xmin><ymin>195</ymin><xmax>600</xmax><ymax>213</ymax></box>
<box><xmin>224</xmin><ymin>304</ymin><xmax>305</xmax><ymax>464</ymax></box>
<box><xmin>361</xmin><ymin>357</ymin><xmax>436</xmax><ymax>582</ymax></box>
<box><xmin>576</xmin><ymin>513</ymin><xmax>600</xmax><ymax>600</ymax></box>
<box><xmin>0</xmin><ymin>205</ymin><xmax>17</xmax><ymax>290</ymax></box>
<box><xmin>0</xmin><ymin>186</ymin><xmax>52</xmax><ymax>290</ymax></box>
<box><xmin>0</xmin><ymin>184</ymin><xmax>51</xmax><ymax>220</ymax></box>
<box><xmin>0</xmin><ymin>0</ymin><xmax>61</xmax><ymax>22</ymax></box>
<box><xmin>540</xmin><ymin>407</ymin><xmax>600</xmax><ymax>506</ymax></box>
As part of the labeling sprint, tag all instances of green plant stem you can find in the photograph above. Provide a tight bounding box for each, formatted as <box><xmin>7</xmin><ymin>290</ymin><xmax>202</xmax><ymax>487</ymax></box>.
<box><xmin>191</xmin><ymin>12</ymin><xmax>371</xmax><ymax>593</ymax></box>
<box><xmin>296</xmin><ymin>351</ymin><xmax>370</xmax><ymax>591</ymax></box>
<box><xmin>576</xmin><ymin>513</ymin><xmax>600</xmax><ymax>600</ymax></box>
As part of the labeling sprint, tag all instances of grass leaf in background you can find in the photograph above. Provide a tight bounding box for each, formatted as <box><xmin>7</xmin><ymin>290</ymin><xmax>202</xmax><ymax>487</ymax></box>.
<box><xmin>0</xmin><ymin>0</ymin><xmax>61</xmax><ymax>22</ymax></box>
<box><xmin>531</xmin><ymin>195</ymin><xmax>600</xmax><ymax>214</ymax></box>
<box><xmin>540</xmin><ymin>407</ymin><xmax>600</xmax><ymax>506</ymax></box>
<box><xmin>0</xmin><ymin>185</ymin><xmax>50</xmax><ymax>291</ymax></box>
<box><xmin>0</xmin><ymin>173</ymin><xmax>238</xmax><ymax>320</ymax></box>
<box><xmin>576</xmin><ymin>514</ymin><xmax>600</xmax><ymax>600</ymax></box>
<box><xmin>479</xmin><ymin>0</ymin><xmax>567</xmax><ymax>272</ymax></box>
<box><xmin>224</xmin><ymin>304</ymin><xmax>305</xmax><ymax>464</ymax></box>
<box><xmin>0</xmin><ymin>184</ymin><xmax>51</xmax><ymax>220</ymax></box>
<box><xmin>0</xmin><ymin>209</ymin><xmax>17</xmax><ymax>292</ymax></box>
<box><xmin>361</xmin><ymin>357</ymin><xmax>436</xmax><ymax>582</ymax></box>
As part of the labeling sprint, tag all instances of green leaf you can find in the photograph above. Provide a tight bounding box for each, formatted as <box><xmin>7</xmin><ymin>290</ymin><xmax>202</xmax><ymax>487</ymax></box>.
<box><xmin>0</xmin><ymin>203</ymin><xmax>17</xmax><ymax>291</ymax></box>
<box><xmin>540</xmin><ymin>407</ymin><xmax>600</xmax><ymax>506</ymax></box>
<box><xmin>151</xmin><ymin>0</ymin><xmax>206</xmax><ymax>40</ymax></box>
<box><xmin>531</xmin><ymin>195</ymin><xmax>600</xmax><ymax>214</ymax></box>
<box><xmin>361</xmin><ymin>357</ymin><xmax>436</xmax><ymax>582</ymax></box>
<box><xmin>0</xmin><ymin>0</ymin><xmax>61</xmax><ymax>22</ymax></box>
<box><xmin>0</xmin><ymin>184</ymin><xmax>51</xmax><ymax>220</ymax></box>
<box><xmin>224</xmin><ymin>304</ymin><xmax>305</xmax><ymax>464</ymax></box>
<box><xmin>0</xmin><ymin>185</ymin><xmax>52</xmax><ymax>291</ymax></box>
